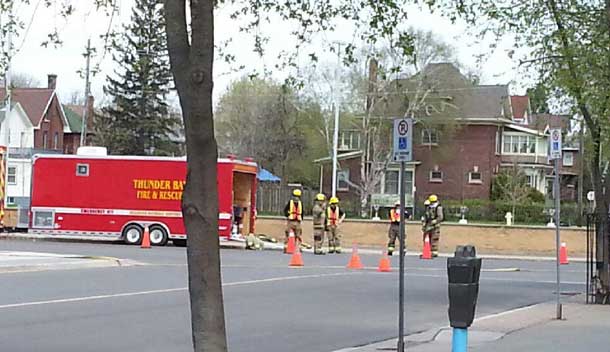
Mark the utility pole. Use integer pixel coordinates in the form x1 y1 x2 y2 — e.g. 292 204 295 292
331 42 342 198
80 39 92 147
577 119 584 226
4 3 13 146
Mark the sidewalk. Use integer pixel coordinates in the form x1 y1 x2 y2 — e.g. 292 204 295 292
338 298 609 351
0 251 127 273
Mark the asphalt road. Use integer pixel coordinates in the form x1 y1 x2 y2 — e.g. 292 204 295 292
0 239 586 352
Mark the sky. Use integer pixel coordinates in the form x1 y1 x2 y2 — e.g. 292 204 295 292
5 1 528 108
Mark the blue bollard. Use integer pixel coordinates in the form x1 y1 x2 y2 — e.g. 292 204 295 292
451 328 468 352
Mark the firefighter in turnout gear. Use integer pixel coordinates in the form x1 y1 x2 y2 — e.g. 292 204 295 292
423 194 443 257
283 189 303 251
325 197 345 254
387 201 401 256
312 193 327 254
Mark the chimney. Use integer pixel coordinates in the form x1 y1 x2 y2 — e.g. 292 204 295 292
47 74 57 90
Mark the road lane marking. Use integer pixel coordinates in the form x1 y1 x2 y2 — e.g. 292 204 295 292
0 287 187 310
0 272 362 310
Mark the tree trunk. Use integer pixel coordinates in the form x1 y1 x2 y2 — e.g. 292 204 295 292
164 1 228 351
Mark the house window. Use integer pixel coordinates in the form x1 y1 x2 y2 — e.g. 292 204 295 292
6 197 15 205
53 132 59 149
563 152 574 166
43 131 48 149
496 131 501 154
429 170 443 182
468 171 482 184
526 174 538 188
422 129 440 145
384 170 399 194
339 130 361 150
503 134 536 155
337 170 350 191
7 166 16 185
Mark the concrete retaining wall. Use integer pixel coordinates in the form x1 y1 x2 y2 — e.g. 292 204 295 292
255 216 587 256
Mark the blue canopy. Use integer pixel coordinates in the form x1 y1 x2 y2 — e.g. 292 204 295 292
257 168 281 182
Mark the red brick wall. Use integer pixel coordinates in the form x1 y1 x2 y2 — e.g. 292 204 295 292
34 96 64 151
321 156 362 209
63 133 80 154
414 125 501 202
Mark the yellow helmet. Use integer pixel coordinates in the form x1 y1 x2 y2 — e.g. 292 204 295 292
424 199 430 206
316 193 326 201
293 189 302 197
428 194 438 203
329 197 339 204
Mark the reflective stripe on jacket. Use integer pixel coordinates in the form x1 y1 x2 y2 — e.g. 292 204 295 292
289 200 302 221
327 206 340 226
390 208 400 223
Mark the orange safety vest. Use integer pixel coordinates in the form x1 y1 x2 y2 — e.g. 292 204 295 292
327 206 340 225
390 208 400 223
288 199 302 221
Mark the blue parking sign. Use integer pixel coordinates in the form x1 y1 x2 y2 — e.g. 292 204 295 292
399 137 407 150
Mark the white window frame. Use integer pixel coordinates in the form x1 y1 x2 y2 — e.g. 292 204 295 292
429 170 443 183
338 130 361 150
337 170 350 191
7 166 16 185
421 129 440 146
468 171 482 184
502 133 537 155
6 197 15 205
42 131 48 149
53 132 59 149
563 152 574 166
382 170 399 195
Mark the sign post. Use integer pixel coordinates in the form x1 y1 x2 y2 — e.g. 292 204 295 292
549 128 562 319
393 117 413 352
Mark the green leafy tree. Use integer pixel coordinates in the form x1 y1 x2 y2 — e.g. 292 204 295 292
443 0 610 298
215 77 318 182
4 1 420 350
98 0 180 156
491 164 531 222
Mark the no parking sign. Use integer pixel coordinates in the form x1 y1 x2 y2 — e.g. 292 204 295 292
549 128 562 160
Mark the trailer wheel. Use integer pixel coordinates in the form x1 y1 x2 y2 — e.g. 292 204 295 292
123 224 143 245
173 239 187 247
149 225 168 246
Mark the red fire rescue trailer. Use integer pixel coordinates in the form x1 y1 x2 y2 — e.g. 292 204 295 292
29 153 258 246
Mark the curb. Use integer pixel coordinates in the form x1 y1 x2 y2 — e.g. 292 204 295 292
0 233 586 262
332 299 573 352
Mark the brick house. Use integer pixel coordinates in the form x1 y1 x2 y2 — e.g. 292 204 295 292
0 74 69 151
315 63 580 215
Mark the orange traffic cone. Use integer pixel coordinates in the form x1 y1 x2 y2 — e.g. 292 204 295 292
560 242 569 265
347 244 364 269
285 232 296 254
378 250 391 272
421 234 432 260
141 226 151 249
289 247 304 267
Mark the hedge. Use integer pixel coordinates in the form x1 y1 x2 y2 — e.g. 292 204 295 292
441 199 582 226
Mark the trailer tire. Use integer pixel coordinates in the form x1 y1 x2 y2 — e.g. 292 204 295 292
149 225 168 246
123 224 143 245
173 239 187 247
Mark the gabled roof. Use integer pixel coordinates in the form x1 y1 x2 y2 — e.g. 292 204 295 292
510 95 530 120
63 104 84 133
387 63 511 121
0 88 54 126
